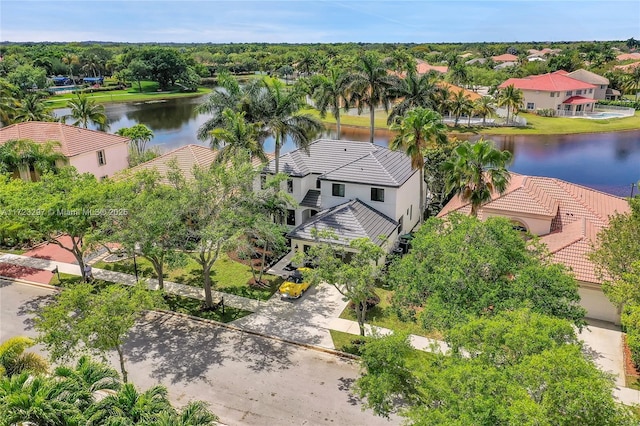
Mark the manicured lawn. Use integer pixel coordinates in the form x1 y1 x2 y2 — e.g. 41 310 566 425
339 287 443 340
49 272 250 323
93 253 282 301
45 80 211 108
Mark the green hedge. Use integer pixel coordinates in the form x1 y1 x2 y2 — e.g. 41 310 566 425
597 100 640 111
623 304 640 367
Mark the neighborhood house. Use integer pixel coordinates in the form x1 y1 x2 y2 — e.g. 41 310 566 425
438 172 631 324
258 139 422 256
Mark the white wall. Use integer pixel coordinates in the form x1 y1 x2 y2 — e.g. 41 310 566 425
69 143 129 179
482 209 553 236
394 171 421 233
321 180 398 220
578 285 620 324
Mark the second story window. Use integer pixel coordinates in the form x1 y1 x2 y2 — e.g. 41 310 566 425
370 187 384 202
576 89 582 95
286 209 295 226
316 178 321 189
287 179 293 193
566 91 572 96
332 183 345 197
97 150 106 166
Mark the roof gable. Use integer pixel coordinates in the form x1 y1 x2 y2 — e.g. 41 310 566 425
567 69 609 85
498 72 596 92
0 121 129 157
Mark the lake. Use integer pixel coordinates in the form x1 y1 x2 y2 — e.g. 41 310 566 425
55 96 640 197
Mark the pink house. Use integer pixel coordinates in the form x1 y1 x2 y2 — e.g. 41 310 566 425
0 122 130 180
498 71 597 116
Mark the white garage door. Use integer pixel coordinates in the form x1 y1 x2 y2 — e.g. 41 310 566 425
579 287 620 324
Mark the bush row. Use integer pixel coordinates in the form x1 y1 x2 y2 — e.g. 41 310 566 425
597 99 640 111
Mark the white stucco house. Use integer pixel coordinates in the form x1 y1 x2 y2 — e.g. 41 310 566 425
437 173 631 324
257 139 422 256
0 121 130 180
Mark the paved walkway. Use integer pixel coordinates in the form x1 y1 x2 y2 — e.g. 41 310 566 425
0 253 262 312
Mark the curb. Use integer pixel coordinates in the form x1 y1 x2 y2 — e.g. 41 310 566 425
153 309 360 361
0 275 60 292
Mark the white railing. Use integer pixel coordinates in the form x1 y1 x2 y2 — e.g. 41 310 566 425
594 105 636 116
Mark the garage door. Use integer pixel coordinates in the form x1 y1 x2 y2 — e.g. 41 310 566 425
579 287 620 324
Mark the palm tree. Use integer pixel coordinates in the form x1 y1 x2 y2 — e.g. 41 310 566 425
115 123 154 157
623 67 640 101
85 383 173 425
0 337 48 378
449 64 469 87
13 92 55 123
62 53 78 80
497 84 524 125
0 80 19 125
390 108 448 223
387 71 439 124
474 96 497 126
209 109 266 163
449 90 474 126
347 52 398 143
154 401 219 426
310 67 350 138
259 77 324 173
65 94 109 131
0 139 65 181
442 139 512 217
196 72 263 141
433 84 452 117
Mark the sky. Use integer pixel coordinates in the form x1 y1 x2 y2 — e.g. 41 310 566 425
1 1 639 44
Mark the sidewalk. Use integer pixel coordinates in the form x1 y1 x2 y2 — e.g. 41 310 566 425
0 253 262 312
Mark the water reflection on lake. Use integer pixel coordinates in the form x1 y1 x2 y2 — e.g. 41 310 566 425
55 96 640 197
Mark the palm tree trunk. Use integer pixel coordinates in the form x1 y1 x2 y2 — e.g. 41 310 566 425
419 167 425 224
470 203 479 218
369 104 375 143
336 113 341 139
482 115 486 126
506 107 510 125
274 135 281 173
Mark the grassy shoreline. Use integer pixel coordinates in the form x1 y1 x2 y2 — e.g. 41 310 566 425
308 109 640 137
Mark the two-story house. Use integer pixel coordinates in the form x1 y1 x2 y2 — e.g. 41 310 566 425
0 121 130 180
499 71 597 116
437 173 631 324
257 139 422 256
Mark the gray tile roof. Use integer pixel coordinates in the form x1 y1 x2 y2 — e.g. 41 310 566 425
265 139 416 187
287 199 398 246
300 189 322 208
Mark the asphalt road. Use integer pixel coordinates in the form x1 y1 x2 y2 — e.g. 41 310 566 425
0 280 399 426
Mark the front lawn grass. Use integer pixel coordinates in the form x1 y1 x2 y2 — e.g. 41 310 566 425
339 287 443 340
93 253 281 301
49 272 249 323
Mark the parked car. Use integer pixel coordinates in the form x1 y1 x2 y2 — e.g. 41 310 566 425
279 268 311 299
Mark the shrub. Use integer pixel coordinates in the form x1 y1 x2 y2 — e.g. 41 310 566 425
597 100 640 110
536 108 555 117
622 304 640 368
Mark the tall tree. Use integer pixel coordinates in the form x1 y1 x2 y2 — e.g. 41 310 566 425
442 139 512 217
0 139 65 181
389 108 447 223
387 71 439 124
208 109 266 164
348 53 398 143
310 67 350 138
497 84 524 125
473 96 497 126
115 123 155 158
259 77 323 173
449 89 474 126
65 94 109 131
35 282 160 383
303 234 384 336
13 92 55 123
623 66 640 101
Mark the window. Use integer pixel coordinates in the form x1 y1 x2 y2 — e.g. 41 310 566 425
576 89 582 95
566 91 572 96
316 178 321 189
550 92 555 97
370 187 384 202
97 150 106 166
600 85 605 90
397 215 404 233
287 179 293 193
286 209 295 226
260 175 267 189
410 205 413 221
332 183 345 197
526 102 535 110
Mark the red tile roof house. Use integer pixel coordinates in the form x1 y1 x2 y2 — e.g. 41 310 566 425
0 122 130 180
437 173 631 324
499 71 597 117
491 53 519 63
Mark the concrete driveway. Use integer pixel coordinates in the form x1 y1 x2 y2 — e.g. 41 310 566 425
231 283 350 349
0 280 397 426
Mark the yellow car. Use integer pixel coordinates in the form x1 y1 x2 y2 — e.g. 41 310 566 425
279 268 311 299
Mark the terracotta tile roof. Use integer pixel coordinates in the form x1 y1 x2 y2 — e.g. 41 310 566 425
438 173 631 285
491 53 519 62
438 81 482 101
567 69 609 85
498 72 596 92
616 52 640 61
0 121 129 157
416 59 448 74
125 144 273 184
614 61 640 72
